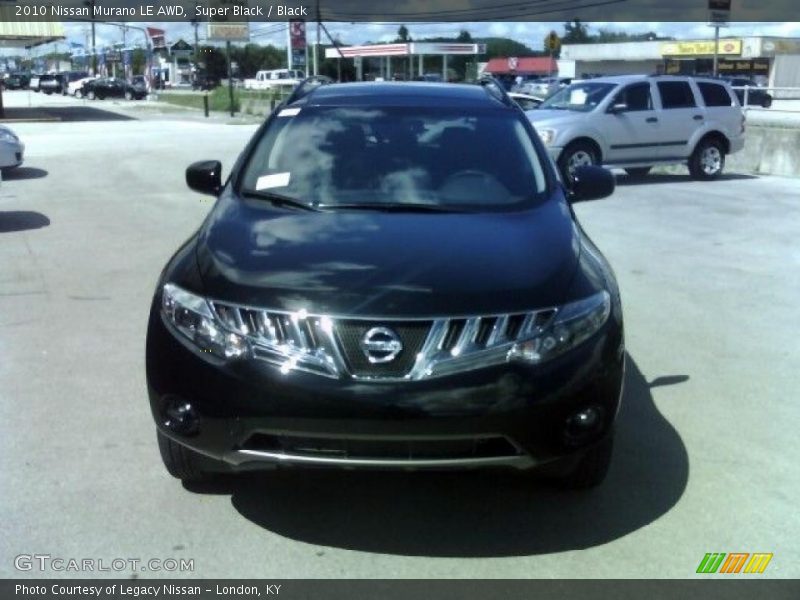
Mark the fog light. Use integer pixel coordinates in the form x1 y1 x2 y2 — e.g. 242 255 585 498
564 405 605 445
163 395 199 436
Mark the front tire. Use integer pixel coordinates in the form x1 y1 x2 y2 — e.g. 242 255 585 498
558 141 599 185
689 138 725 180
157 431 213 482
554 434 614 490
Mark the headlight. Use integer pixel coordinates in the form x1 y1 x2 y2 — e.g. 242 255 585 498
161 283 249 360
537 128 556 145
0 130 18 144
509 290 611 364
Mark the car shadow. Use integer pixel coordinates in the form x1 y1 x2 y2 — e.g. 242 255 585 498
184 356 690 557
0 210 50 233
2 167 48 180
615 172 758 186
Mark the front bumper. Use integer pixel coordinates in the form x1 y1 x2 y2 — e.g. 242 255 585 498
146 303 624 472
0 142 24 169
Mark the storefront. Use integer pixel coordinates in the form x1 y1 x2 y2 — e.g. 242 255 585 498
561 36 800 85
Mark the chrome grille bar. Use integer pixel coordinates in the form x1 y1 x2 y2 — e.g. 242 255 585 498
208 300 558 381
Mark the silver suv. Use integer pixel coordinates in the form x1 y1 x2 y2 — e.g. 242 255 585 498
527 75 745 182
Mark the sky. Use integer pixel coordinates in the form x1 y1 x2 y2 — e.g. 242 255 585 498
18 21 800 56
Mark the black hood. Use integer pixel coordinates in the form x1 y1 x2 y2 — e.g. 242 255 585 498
195 193 579 317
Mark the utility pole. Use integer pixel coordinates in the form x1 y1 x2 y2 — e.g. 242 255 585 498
712 24 720 76
314 0 320 76
193 1 200 81
84 0 97 75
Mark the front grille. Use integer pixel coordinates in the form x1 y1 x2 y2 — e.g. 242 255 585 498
242 433 520 461
335 320 431 378
208 299 558 381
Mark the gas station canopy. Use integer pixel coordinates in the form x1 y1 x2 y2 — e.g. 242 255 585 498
325 42 485 80
0 18 65 48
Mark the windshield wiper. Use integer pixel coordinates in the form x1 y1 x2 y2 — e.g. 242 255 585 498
240 190 319 212
317 202 460 213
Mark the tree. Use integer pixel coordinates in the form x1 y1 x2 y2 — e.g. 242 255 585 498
131 48 147 75
396 25 410 43
563 19 590 44
196 45 227 78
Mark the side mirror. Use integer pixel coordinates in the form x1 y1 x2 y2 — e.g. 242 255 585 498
570 165 615 203
608 102 628 114
186 160 222 196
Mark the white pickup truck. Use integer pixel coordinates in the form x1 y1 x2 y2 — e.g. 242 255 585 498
243 69 305 90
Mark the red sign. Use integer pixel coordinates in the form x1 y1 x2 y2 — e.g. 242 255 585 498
289 19 306 50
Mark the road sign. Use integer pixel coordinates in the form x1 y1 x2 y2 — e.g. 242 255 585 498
708 0 731 23
544 31 561 53
207 0 250 42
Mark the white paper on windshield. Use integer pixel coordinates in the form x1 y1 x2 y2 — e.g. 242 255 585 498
255 172 291 190
278 107 301 117
570 89 587 104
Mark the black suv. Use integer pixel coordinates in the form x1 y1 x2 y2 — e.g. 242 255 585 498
193 72 220 91
146 79 624 489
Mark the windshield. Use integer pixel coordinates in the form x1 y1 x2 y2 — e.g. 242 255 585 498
539 82 617 112
239 106 548 211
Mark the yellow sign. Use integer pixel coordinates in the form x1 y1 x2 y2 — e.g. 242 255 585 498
660 39 742 56
545 31 561 52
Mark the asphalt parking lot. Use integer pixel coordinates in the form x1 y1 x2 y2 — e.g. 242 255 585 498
1 96 798 579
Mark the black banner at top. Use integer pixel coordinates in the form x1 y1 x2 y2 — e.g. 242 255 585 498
0 0 798 22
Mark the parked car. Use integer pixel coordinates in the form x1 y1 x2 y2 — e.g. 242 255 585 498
79 77 146 100
29 74 41 92
4 72 31 90
38 74 62 94
509 91 545 110
146 79 624 489
54 71 89 95
0 125 25 173
243 69 304 90
527 74 745 182
520 77 572 98
129 75 149 98
70 76 97 97
192 73 220 91
723 77 772 108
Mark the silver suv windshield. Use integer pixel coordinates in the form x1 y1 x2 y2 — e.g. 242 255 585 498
539 82 617 112
238 106 549 211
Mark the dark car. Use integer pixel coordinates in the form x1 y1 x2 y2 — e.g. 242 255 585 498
146 79 624 489
80 77 146 100
724 77 772 108
129 75 149 97
192 73 220 91
4 72 31 90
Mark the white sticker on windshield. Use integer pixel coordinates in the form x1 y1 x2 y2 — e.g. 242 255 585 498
278 107 301 117
255 172 291 190
570 89 587 104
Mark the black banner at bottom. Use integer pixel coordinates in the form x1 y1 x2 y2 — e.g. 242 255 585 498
3 580 800 600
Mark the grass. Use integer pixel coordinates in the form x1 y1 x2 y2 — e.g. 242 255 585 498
158 86 293 115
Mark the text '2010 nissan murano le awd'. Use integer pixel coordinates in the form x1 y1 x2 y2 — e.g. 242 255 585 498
146 77 624 489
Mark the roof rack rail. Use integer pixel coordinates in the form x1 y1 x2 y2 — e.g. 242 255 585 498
284 75 335 106
477 74 515 108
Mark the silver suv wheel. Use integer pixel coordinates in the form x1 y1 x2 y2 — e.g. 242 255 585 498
700 145 722 176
